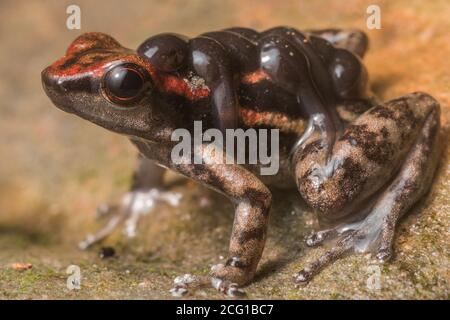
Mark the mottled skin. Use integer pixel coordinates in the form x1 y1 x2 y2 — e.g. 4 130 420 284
41 27 441 295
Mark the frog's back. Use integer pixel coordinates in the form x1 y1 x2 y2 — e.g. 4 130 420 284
237 74 307 134
170 70 307 135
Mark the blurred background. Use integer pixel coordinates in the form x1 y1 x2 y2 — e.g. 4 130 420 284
0 0 448 299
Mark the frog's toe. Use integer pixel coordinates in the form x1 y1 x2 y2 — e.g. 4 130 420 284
375 247 393 263
298 219 376 282
294 267 313 284
169 272 245 298
210 260 255 287
169 274 208 297
374 233 395 263
209 263 249 296
305 228 338 247
211 277 246 297
295 230 355 284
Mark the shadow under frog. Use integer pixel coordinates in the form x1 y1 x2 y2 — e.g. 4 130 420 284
41 27 441 296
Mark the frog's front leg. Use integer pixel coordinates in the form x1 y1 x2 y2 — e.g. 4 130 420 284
79 154 181 249
170 143 271 296
292 92 440 283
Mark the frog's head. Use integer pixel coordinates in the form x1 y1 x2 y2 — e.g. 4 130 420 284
42 32 173 141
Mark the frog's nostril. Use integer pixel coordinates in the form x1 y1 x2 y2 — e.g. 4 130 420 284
41 67 55 87
41 67 68 104
42 66 76 114
41 71 51 92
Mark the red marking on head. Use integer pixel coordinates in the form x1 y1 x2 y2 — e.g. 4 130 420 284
49 55 106 78
46 32 155 80
46 51 159 79
46 32 209 101
66 32 122 56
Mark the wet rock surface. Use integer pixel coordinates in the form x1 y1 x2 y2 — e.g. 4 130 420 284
0 0 448 299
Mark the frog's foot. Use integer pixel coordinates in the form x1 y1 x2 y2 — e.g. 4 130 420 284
305 228 339 247
79 189 182 250
295 215 388 284
169 274 209 297
170 260 251 297
169 270 246 298
209 262 249 297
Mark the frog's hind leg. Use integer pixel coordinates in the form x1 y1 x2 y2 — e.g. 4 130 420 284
292 92 441 283
79 155 181 249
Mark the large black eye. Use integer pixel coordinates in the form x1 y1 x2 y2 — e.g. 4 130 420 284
103 65 146 104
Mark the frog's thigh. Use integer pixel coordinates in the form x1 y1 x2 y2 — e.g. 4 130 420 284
306 28 369 58
295 92 440 220
172 145 272 285
294 92 441 283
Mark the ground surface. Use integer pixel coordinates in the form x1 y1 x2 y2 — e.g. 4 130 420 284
0 0 448 299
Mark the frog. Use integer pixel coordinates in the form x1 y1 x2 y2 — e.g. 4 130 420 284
42 27 441 296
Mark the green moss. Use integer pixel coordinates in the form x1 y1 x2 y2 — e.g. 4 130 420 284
76 168 99 184
329 292 342 300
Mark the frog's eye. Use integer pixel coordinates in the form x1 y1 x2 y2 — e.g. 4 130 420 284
103 65 148 105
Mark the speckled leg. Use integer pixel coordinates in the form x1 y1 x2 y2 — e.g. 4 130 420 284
293 92 441 283
170 143 271 296
79 155 181 249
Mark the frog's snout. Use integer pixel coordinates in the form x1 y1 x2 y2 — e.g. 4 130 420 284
42 66 61 92
41 66 76 114
42 66 59 96
42 65 71 92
